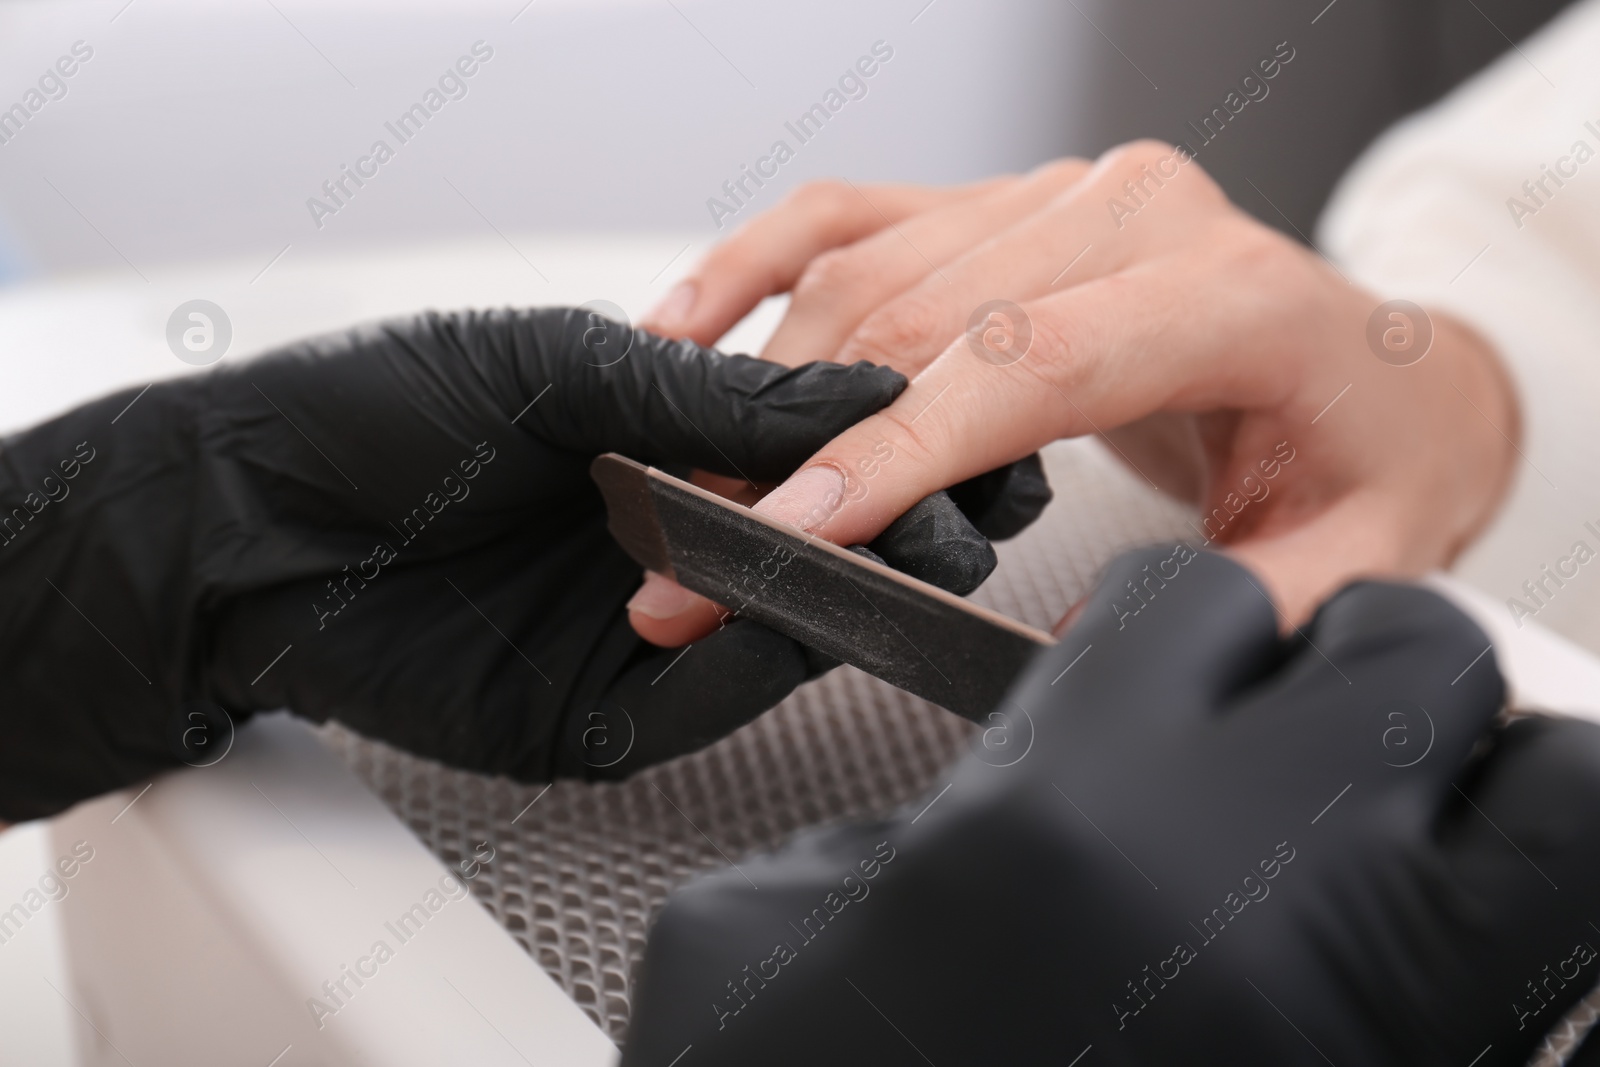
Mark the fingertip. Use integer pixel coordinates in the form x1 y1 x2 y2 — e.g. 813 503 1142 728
626 575 729 647
642 266 768 348
628 605 727 647
640 280 699 339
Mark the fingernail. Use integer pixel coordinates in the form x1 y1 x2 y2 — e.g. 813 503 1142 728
643 280 697 333
756 465 847 532
627 572 700 620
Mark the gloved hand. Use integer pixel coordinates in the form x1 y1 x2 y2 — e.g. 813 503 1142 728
0 307 1049 822
624 547 1600 1066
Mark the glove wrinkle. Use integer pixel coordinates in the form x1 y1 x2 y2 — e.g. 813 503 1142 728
623 546 1600 1066
865 491 997 596
945 451 1053 540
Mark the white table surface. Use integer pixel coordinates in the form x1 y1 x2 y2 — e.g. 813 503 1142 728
0 715 621 1067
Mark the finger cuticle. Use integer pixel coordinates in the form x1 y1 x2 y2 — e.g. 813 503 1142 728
643 280 698 333
627 573 701 620
756 464 849 533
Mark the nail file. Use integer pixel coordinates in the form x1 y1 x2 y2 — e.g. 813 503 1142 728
591 453 1056 722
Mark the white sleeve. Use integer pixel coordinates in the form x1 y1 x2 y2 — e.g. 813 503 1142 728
1318 0 1600 654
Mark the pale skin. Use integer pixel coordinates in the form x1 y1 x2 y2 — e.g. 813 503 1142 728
627 140 1521 646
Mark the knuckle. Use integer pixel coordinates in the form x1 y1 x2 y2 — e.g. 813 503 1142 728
1101 138 1182 171
868 405 939 471
1179 160 1227 204
696 240 785 305
792 248 866 305
843 298 949 366
782 178 855 221
695 238 754 282
1096 138 1225 207
1033 156 1093 188
1019 304 1094 393
1225 217 1294 270
1216 218 1316 300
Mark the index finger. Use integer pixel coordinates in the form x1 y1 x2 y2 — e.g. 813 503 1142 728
640 178 1009 346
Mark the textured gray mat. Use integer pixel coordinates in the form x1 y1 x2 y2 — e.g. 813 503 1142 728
315 440 1599 1062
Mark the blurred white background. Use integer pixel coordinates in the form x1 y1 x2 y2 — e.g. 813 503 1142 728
0 0 1567 283
0 0 1086 280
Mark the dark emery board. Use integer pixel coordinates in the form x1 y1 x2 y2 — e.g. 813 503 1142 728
591 453 1055 723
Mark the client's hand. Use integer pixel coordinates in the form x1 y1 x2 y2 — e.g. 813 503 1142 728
623 548 1600 1065
0 308 1013 821
636 143 1520 634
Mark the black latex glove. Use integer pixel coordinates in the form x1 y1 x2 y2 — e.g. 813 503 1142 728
624 546 1600 1066
0 307 1049 822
